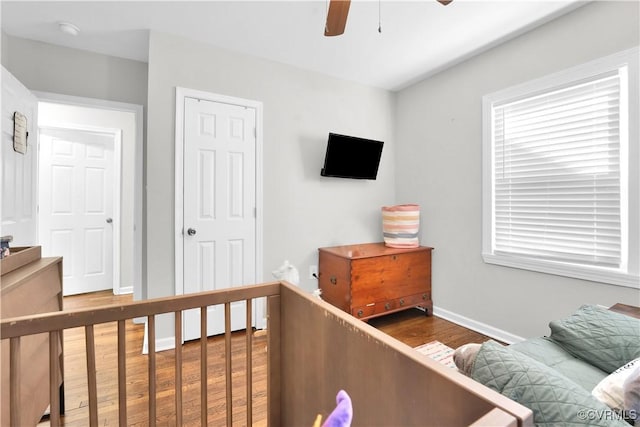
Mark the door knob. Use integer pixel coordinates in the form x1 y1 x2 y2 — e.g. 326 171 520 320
106 218 113 224
187 228 197 236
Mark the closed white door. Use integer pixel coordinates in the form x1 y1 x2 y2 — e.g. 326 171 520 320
183 97 257 341
39 128 116 296
1 67 38 245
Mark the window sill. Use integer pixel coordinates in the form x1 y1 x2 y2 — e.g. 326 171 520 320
482 252 640 290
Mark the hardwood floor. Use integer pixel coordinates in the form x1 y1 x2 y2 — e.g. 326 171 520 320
368 308 495 349
41 291 493 426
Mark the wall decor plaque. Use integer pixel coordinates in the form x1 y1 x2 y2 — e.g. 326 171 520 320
13 111 27 154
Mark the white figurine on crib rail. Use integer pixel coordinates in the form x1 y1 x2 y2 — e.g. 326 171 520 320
272 260 300 286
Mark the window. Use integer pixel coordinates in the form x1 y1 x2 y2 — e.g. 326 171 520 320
482 47 639 288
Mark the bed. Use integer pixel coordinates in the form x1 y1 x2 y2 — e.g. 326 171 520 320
0 281 534 426
453 304 640 426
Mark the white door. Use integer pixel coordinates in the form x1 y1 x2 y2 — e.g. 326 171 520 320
1 67 38 245
183 97 257 341
39 128 117 296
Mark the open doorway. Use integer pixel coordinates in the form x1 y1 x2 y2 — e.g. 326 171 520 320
36 93 143 298
39 125 121 295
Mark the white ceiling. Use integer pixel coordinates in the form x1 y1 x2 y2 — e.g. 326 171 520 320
1 0 585 91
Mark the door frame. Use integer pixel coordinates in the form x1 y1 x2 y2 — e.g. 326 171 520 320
38 124 122 295
174 87 264 329
34 91 144 297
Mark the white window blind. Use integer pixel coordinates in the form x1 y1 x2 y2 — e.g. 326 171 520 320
492 71 623 268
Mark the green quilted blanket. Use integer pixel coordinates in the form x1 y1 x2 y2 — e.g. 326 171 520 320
471 341 629 427
549 304 640 374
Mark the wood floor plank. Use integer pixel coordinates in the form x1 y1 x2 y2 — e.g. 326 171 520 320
38 291 492 426
367 308 496 349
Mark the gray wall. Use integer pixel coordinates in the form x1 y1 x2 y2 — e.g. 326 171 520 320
1 34 148 298
2 2 637 342
146 31 395 307
1 33 148 106
395 1 640 339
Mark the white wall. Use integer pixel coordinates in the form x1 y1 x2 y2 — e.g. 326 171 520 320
146 30 395 305
4 3 636 343
146 31 395 342
1 34 148 107
2 34 149 299
38 102 137 292
395 1 640 340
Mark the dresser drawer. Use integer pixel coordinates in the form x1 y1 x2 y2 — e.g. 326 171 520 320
399 292 431 309
352 292 431 320
352 300 398 319
351 250 430 306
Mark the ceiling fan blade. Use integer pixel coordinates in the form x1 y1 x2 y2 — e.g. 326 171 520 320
324 0 351 37
437 0 453 5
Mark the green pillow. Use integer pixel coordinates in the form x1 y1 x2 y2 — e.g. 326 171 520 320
471 340 628 427
549 305 640 374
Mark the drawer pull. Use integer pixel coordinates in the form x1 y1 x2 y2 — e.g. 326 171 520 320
330 276 337 285
357 310 364 317
384 302 391 310
399 299 405 306
422 293 427 300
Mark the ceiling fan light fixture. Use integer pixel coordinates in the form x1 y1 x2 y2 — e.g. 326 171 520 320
324 0 351 37
58 22 80 36
324 0 452 37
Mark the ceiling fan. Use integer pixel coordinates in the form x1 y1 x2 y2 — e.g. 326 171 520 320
324 0 453 37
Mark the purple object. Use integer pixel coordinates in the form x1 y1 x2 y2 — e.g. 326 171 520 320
323 390 353 427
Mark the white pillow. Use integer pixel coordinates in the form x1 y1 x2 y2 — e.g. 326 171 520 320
592 357 640 412
452 343 481 375
624 364 640 416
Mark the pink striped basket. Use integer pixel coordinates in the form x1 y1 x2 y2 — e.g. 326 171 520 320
381 204 420 248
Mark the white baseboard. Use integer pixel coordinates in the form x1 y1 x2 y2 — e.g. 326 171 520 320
115 285 133 295
142 322 177 354
138 306 522 353
433 305 525 345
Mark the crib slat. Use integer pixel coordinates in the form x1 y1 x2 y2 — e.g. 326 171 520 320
148 315 157 427
85 325 98 427
225 302 232 426
175 311 183 426
246 298 253 426
267 294 282 426
49 331 60 427
118 320 127 425
200 306 208 426
10 337 21 427
0 282 282 339
0 281 284 426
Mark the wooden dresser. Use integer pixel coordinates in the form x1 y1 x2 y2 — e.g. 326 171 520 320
609 303 640 319
1 246 64 426
318 242 433 321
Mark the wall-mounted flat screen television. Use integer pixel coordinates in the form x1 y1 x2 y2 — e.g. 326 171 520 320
320 133 384 180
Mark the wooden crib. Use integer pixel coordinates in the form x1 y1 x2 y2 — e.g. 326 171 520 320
1 281 533 426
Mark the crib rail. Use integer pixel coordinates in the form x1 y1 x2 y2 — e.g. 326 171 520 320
1 281 282 427
2 281 532 427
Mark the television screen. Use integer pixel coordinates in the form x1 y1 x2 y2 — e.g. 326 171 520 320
320 133 384 180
